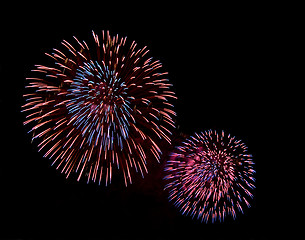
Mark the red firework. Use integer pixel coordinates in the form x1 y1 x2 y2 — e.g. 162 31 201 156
22 30 176 186
164 130 255 223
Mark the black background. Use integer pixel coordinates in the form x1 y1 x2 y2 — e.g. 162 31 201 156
1 2 276 240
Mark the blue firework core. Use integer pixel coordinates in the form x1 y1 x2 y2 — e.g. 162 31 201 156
66 61 132 151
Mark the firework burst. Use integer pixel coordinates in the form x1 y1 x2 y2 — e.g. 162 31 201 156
164 130 255 223
22 30 176 186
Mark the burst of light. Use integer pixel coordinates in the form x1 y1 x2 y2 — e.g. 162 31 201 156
23 30 176 186
164 130 255 223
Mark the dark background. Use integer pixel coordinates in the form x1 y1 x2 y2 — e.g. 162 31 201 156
1 2 276 240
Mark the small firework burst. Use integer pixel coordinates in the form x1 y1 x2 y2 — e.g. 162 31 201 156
164 130 255 223
22 30 176 186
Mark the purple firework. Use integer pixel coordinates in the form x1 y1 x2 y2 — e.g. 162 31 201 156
22 30 176 186
164 130 255 223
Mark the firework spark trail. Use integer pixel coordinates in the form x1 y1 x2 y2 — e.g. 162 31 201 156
23 30 176 186
164 130 255 223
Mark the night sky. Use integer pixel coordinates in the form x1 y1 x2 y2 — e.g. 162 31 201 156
1 3 274 240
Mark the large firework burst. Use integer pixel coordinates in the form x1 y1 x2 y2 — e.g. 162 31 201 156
164 130 255 223
22 30 176 186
